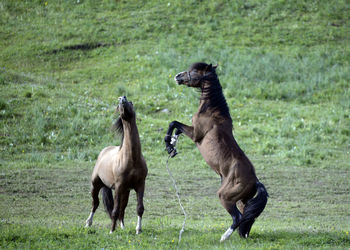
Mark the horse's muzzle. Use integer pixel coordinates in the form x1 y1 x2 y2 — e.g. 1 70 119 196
174 72 186 85
119 96 127 104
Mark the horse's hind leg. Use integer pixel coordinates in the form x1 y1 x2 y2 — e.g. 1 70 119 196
218 183 245 242
220 204 242 242
85 176 104 227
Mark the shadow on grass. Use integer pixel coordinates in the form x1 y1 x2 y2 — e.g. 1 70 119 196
47 42 112 54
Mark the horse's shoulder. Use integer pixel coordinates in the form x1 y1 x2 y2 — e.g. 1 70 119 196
193 112 214 126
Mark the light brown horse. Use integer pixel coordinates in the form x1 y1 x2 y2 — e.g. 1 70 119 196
85 96 148 234
164 63 268 241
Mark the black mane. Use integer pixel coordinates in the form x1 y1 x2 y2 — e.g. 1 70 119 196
199 75 231 119
190 62 211 71
112 117 124 146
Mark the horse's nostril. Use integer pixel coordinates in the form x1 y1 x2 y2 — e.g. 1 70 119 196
119 96 127 103
175 72 185 80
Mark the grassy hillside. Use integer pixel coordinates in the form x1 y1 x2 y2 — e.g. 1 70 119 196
1 0 349 249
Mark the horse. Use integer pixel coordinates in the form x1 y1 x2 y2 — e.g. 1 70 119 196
164 62 268 241
85 96 148 234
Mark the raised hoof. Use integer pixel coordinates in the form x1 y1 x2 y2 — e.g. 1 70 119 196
169 149 177 158
166 145 178 158
166 145 174 154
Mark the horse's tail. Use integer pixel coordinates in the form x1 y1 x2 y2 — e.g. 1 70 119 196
238 181 268 238
102 187 114 219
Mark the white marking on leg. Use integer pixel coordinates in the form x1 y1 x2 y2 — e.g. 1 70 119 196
85 212 94 227
220 227 234 242
136 216 142 234
120 221 125 229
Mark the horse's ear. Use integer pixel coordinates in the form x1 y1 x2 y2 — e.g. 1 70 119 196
206 64 213 71
207 63 218 71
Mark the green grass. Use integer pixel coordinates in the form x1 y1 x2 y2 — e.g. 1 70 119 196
1 0 349 249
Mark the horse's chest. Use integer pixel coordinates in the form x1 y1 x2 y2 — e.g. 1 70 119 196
114 160 146 181
192 114 210 128
196 136 221 171
192 114 215 141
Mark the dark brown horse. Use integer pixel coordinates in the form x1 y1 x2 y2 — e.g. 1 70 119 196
164 63 268 241
85 96 148 234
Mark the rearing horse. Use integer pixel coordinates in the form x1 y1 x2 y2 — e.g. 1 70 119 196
164 62 268 241
86 96 148 234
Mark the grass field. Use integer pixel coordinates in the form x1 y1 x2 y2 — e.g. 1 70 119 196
1 0 349 249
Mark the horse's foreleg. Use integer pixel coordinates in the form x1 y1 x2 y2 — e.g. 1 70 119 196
85 177 104 227
118 190 130 230
135 185 145 234
110 189 122 233
164 121 194 156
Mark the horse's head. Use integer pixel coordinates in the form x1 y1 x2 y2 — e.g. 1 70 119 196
117 96 135 121
174 62 218 88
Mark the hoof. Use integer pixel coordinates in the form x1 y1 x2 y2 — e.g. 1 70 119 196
220 227 234 242
220 236 227 242
169 149 177 158
136 229 142 235
85 220 92 228
166 145 177 158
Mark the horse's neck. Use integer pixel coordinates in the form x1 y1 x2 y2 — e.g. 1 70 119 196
198 82 221 114
198 98 209 113
198 82 212 111
120 120 142 160
198 80 231 121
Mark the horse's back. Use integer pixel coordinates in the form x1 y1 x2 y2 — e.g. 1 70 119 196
91 146 120 188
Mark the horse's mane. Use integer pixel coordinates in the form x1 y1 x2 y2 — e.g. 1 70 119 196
112 117 124 146
199 74 231 120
